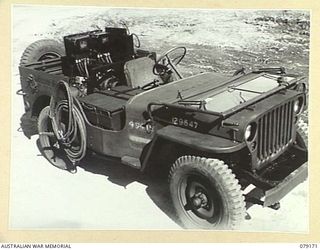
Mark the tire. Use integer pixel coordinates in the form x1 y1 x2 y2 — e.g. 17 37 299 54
37 106 69 170
296 118 308 150
20 39 65 66
169 156 246 230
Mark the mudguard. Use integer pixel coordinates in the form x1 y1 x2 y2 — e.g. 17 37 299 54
156 125 246 153
141 125 246 171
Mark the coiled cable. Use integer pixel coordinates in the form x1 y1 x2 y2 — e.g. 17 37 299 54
49 80 87 166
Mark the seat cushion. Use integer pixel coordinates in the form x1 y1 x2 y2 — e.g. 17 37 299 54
124 57 162 88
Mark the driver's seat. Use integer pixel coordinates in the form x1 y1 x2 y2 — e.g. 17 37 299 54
124 57 163 89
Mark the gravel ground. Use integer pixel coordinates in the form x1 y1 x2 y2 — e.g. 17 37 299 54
10 5 309 231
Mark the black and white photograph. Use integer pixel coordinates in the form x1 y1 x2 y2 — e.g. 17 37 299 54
10 5 309 231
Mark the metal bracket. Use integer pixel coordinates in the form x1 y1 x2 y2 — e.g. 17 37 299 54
16 89 26 96
245 195 280 210
27 74 38 91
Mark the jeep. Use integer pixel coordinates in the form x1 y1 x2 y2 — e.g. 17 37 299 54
17 26 308 229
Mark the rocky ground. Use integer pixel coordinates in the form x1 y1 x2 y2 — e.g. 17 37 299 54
10 6 309 231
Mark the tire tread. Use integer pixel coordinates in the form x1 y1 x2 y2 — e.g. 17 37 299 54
20 39 65 66
169 155 246 229
296 118 308 146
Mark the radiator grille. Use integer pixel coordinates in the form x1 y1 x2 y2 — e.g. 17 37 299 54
257 101 294 162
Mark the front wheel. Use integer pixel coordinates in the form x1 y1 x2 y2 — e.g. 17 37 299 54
295 119 308 150
169 156 246 230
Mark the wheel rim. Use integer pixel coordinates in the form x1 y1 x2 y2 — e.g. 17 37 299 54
38 109 69 170
38 52 61 61
177 173 223 226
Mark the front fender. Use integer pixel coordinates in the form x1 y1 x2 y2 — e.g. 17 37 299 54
156 125 246 153
141 125 246 171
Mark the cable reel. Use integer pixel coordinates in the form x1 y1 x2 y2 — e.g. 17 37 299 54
38 80 87 173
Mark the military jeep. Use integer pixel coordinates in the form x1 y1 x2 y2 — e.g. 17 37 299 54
17 26 308 230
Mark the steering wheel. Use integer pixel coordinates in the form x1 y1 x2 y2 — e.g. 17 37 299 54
153 46 186 79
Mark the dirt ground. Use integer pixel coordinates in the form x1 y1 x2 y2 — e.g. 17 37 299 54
10 6 309 231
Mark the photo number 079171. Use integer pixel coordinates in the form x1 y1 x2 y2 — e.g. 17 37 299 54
16 12 308 230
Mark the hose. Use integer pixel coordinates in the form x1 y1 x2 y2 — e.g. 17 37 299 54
49 80 87 167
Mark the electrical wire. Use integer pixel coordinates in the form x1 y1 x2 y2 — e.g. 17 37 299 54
76 60 85 76
101 54 107 63
83 58 90 77
80 61 86 75
49 80 87 166
76 61 84 76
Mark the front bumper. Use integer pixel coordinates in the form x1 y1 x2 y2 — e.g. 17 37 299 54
244 144 308 207
264 162 307 207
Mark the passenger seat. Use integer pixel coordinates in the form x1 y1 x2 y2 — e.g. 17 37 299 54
124 57 163 89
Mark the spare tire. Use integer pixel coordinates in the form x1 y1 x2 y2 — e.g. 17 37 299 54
20 39 65 66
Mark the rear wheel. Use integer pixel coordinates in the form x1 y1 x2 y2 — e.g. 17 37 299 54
20 39 65 66
169 156 246 230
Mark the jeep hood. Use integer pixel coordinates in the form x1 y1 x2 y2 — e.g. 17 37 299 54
128 71 296 114
194 73 296 112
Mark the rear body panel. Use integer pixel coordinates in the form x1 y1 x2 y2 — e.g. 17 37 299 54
19 63 69 137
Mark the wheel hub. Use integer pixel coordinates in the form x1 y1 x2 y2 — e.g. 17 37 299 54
191 192 209 209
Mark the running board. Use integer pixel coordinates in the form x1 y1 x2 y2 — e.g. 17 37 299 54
121 156 141 169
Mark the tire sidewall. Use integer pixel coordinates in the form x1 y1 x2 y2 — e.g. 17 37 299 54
28 44 62 62
20 40 65 65
170 161 233 229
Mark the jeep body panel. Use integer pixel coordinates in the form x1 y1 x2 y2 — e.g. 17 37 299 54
19 63 69 137
156 125 246 153
19 62 305 169
140 125 247 171
83 72 230 154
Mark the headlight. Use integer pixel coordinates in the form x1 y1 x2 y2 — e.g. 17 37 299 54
245 123 257 141
245 124 252 140
294 98 303 114
294 82 306 92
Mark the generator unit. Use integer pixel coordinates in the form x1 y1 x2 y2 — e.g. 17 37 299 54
61 27 134 78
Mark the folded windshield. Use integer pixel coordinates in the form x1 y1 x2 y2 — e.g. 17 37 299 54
203 74 294 112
